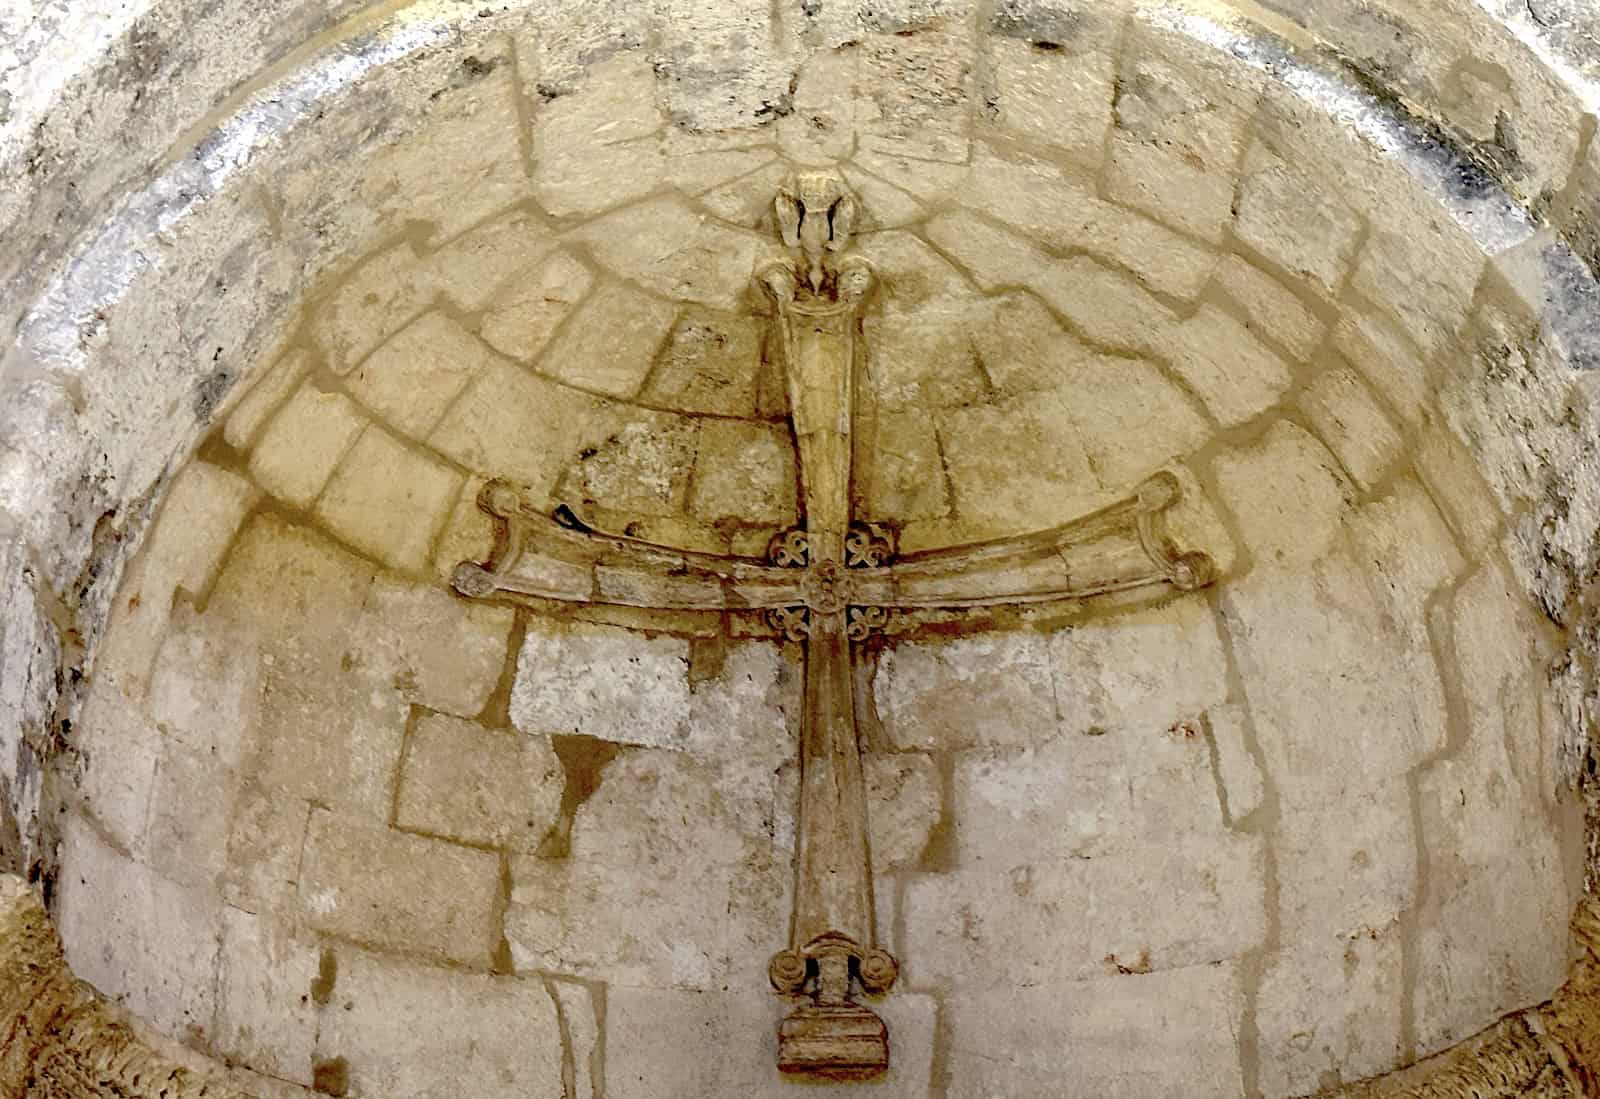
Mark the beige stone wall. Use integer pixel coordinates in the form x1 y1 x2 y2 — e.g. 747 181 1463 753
36 5 1595 1095
3 0 1600 1096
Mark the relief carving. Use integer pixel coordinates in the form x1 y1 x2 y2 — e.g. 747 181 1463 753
454 169 1220 1078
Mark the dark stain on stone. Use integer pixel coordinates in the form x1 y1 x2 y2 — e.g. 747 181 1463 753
312 1057 350 1096
991 1 1083 45
688 634 731 687
462 55 498 78
193 365 236 423
538 735 623 858
310 949 338 1006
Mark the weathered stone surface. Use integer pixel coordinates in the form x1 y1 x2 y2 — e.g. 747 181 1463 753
314 950 565 1097
1168 306 1295 428
569 416 698 519
1050 597 1230 740
479 250 595 364
299 810 501 966
310 242 437 375
938 390 1101 533
1213 422 1353 569
247 383 366 509
360 575 514 718
212 908 319 1085
1300 365 1405 491
538 282 679 399
315 426 463 572
223 349 313 450
640 307 763 417
981 39 1114 170
506 748 790 991
512 619 690 746
1223 551 1448 807
430 359 618 502
905 833 1264 986
607 987 937 1098
1236 141 1365 293
1256 933 1407 1097
876 633 1057 751
344 312 496 438
426 210 556 313
952 718 1232 868
57 815 223 1042
1212 255 1326 361
865 752 941 870
571 196 764 313
396 713 563 849
942 965 1247 1096
687 418 798 527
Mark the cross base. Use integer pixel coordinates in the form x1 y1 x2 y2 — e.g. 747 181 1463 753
777 1004 890 1078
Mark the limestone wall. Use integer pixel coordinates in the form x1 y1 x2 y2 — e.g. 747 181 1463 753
5 0 1600 1095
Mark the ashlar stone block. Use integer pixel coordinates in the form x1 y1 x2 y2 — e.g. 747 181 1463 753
687 418 798 528
72 685 162 857
223 349 314 451
875 632 1057 752
247 383 366 509
479 250 595 365
1274 779 1417 946
953 718 1228 868
1207 703 1264 824
639 307 763 417
354 67 531 246
1212 421 1352 569
1335 309 1436 430
568 415 699 519
430 359 619 504
1167 305 1295 428
856 27 974 163
143 737 240 889
982 39 1114 170
1049 596 1230 740
395 713 563 850
1255 932 1406 1098
310 241 437 376
906 840 1264 988
146 606 261 769
538 282 679 399
965 145 1218 300
207 514 373 649
426 210 557 313
221 786 311 916
1235 141 1365 293
298 810 501 966
1053 352 1212 488
1211 255 1326 362
1300 365 1405 491
57 814 223 1044
359 575 514 719
511 619 690 747
942 966 1245 1097
343 312 497 439
248 643 409 824
92 460 258 703
857 408 950 523
1104 136 1239 243
937 389 1102 534
1223 551 1447 807
212 908 320 1087
569 195 765 313
314 427 463 573
314 949 564 1098
864 752 942 870
506 748 790 991
1032 254 1182 359
607 987 936 1099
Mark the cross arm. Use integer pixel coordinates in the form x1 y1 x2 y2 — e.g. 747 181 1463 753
451 481 810 611
852 472 1216 610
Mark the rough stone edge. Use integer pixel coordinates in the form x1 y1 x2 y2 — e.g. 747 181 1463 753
0 873 264 1098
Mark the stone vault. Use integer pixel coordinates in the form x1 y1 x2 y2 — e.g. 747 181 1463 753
6 0 1600 1096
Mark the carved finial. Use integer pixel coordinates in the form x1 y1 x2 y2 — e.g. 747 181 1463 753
774 170 859 294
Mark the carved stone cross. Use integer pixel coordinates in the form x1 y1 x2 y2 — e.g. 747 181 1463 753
453 171 1216 1078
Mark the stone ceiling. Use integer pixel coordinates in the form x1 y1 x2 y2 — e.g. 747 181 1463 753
7 0 1600 1097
